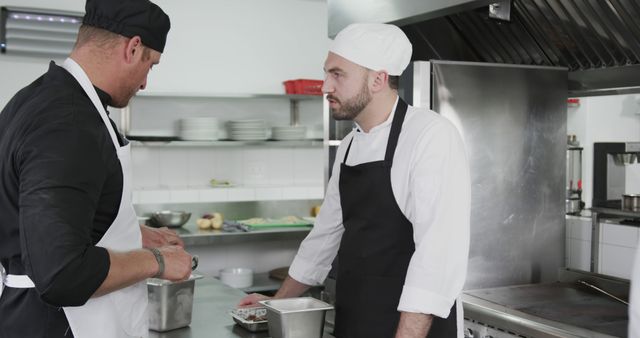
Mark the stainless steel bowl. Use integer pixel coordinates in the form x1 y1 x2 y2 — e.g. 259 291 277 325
150 211 191 228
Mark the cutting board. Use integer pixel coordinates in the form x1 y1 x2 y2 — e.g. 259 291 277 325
238 217 312 229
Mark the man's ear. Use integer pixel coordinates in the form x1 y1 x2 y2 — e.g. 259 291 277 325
371 70 389 93
124 36 143 64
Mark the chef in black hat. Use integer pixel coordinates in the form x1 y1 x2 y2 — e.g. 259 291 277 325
0 1 193 337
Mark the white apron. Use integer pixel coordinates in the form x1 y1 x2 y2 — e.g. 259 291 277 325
60 58 148 338
0 58 148 337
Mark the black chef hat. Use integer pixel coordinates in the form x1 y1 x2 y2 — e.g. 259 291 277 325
83 0 170 53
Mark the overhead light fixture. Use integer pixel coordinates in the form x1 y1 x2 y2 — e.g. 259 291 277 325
1 6 83 58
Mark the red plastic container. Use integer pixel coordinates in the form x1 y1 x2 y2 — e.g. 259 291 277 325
283 79 324 96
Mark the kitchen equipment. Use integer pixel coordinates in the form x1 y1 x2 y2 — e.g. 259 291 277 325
229 307 269 332
219 267 253 288
623 194 640 212
147 273 204 332
149 211 191 228
566 135 584 215
577 280 628 305
259 297 333 338
463 269 629 338
593 142 640 209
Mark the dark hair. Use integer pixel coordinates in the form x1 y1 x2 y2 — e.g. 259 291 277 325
389 75 399 90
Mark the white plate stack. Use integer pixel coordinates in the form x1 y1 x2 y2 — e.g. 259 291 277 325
179 117 219 141
228 120 268 141
272 125 307 140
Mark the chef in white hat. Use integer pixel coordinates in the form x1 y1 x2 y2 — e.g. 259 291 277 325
240 23 470 338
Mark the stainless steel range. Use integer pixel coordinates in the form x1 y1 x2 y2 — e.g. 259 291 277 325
462 269 628 338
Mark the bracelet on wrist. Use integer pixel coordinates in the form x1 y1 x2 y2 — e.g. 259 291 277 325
147 247 165 279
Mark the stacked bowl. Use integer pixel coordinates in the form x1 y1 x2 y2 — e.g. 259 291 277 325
228 120 268 141
272 126 307 141
179 117 219 141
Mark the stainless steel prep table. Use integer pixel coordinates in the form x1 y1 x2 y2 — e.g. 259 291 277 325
149 277 335 338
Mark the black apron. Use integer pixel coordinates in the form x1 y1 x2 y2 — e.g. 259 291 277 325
333 99 457 338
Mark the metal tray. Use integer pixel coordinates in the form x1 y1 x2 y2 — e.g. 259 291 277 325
230 307 269 332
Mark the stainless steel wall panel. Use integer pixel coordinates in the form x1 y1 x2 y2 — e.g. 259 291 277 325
407 61 568 289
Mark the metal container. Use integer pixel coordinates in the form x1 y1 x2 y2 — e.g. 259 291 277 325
259 297 333 338
150 210 191 228
623 194 640 212
229 307 269 332
147 274 203 332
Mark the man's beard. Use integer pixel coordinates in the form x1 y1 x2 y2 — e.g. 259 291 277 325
329 80 372 121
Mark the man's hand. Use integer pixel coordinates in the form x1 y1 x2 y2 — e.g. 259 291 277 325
158 245 192 281
395 312 433 338
141 224 184 248
238 293 271 308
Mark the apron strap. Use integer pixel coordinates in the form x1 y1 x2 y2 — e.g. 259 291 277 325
384 99 408 163
342 98 409 164
342 136 354 163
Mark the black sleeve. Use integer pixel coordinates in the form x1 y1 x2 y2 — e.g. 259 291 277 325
17 119 110 307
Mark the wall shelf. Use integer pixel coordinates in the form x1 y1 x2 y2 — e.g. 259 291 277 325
133 185 324 204
135 92 322 101
129 139 323 148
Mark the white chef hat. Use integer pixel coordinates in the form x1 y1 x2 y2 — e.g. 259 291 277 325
329 23 412 76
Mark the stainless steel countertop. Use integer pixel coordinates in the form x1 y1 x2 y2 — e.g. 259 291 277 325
171 224 311 246
149 277 334 338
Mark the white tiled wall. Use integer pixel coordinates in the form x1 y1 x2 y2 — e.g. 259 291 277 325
566 216 640 279
131 146 324 203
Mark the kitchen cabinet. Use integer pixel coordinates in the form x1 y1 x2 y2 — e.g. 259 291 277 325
117 92 326 205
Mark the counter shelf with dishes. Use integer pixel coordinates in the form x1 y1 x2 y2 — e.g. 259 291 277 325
120 92 323 142
148 276 335 338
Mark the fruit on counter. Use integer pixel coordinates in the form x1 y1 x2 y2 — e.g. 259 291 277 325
211 212 223 229
196 218 212 230
310 205 321 217
197 212 224 230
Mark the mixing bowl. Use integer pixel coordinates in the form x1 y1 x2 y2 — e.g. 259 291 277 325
150 211 191 228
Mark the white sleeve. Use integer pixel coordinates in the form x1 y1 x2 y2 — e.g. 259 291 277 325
288 136 351 286
397 121 471 318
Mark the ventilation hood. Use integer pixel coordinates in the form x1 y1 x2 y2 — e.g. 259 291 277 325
328 0 640 96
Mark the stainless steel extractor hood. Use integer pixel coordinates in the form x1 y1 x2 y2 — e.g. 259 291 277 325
328 0 640 97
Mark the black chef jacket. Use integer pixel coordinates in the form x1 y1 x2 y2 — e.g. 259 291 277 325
0 61 126 337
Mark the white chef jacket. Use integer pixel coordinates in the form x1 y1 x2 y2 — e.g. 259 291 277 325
289 97 471 318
